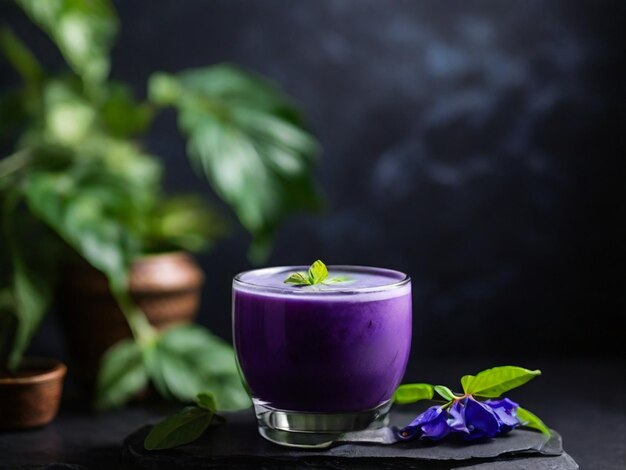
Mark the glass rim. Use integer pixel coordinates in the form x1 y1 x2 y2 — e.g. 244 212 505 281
233 265 411 296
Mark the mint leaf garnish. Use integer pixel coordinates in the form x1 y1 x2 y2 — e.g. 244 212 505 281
307 260 328 284
284 260 351 287
283 272 309 286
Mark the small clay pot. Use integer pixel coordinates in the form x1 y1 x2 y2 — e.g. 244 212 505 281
0 357 67 430
59 252 204 389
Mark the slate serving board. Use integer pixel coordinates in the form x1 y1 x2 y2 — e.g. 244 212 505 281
122 410 579 469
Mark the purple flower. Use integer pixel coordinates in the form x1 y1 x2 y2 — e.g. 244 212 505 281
399 405 450 440
398 396 520 442
458 397 500 439
484 398 519 434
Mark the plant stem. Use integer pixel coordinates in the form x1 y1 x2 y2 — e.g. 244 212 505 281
110 286 157 346
0 149 32 180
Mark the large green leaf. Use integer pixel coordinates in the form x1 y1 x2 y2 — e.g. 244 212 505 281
144 325 250 411
393 383 435 405
460 374 474 393
14 0 118 87
22 167 138 290
463 366 541 398
95 338 148 410
144 406 213 451
148 65 322 258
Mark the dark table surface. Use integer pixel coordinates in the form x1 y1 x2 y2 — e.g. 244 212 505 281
1 358 624 469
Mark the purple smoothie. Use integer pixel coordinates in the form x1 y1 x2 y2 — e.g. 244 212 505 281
233 266 411 413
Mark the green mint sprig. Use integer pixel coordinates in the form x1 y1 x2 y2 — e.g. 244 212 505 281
144 392 224 450
284 260 350 286
394 365 550 436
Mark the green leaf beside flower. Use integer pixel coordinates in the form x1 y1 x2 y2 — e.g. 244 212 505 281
516 406 551 436
462 366 541 397
395 365 551 439
434 385 456 401
393 383 435 405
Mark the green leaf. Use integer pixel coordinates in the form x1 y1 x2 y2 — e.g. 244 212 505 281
0 27 42 85
308 259 328 285
283 272 309 286
0 289 17 369
145 325 250 411
2 191 54 370
461 374 475 393
101 83 153 138
22 164 142 291
144 406 212 451
9 252 53 369
148 64 322 255
284 260 334 286
142 195 227 254
516 406 551 436
434 385 456 401
393 383 435 405
464 366 541 397
15 0 118 87
42 79 96 145
95 339 148 411
196 392 216 412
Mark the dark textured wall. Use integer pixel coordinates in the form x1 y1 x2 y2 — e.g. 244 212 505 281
2 0 625 360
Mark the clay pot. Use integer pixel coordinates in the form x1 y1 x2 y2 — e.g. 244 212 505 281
0 357 67 430
59 252 204 388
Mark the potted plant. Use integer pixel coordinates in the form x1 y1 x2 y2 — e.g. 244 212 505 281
0 291 67 429
0 0 321 412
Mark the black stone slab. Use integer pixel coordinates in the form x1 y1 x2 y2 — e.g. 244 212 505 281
122 410 578 469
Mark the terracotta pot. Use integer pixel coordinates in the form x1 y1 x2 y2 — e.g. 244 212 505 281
58 252 204 388
0 357 67 430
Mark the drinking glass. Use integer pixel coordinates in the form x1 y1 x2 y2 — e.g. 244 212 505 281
233 265 412 448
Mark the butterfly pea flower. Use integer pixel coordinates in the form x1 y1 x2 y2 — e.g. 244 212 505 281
398 396 520 441
399 405 450 440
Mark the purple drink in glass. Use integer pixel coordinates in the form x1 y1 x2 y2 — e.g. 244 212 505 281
233 266 412 447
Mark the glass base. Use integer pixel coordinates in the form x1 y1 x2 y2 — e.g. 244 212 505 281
253 399 391 448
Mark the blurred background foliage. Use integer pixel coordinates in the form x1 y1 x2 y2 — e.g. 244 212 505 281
0 0 321 409
0 0 623 371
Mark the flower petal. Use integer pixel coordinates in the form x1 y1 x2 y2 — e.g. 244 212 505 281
397 405 447 441
463 397 500 439
447 400 469 433
485 398 520 433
